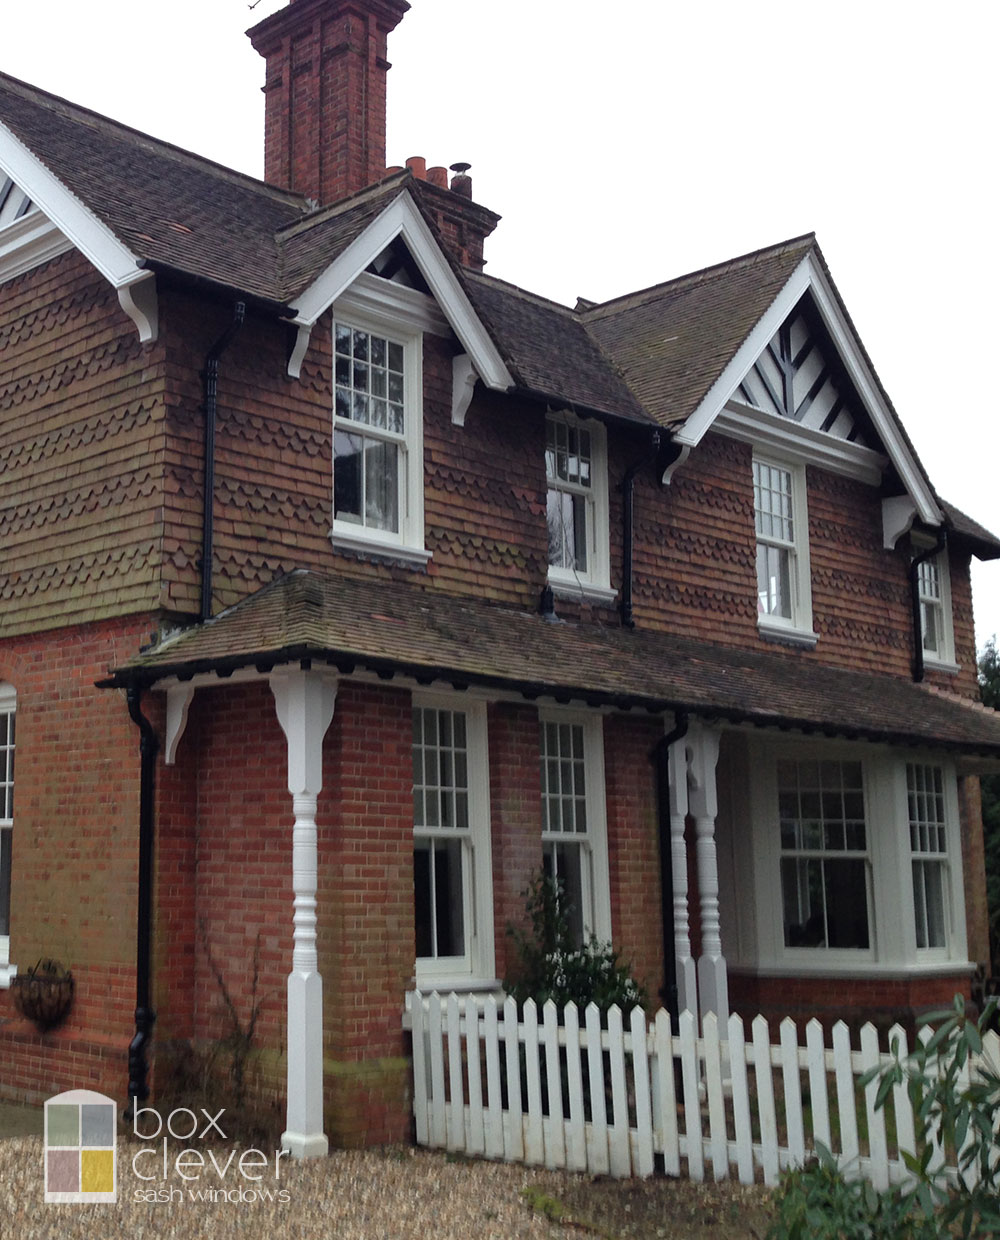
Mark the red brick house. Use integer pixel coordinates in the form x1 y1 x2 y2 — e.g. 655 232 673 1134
2 0 999 1156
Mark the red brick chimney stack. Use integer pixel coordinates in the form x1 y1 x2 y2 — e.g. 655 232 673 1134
248 0 410 205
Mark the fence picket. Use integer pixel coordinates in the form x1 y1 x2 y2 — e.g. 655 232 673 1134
564 1001 587 1172
653 1009 680 1176
607 1005 632 1177
678 1010 704 1182
542 999 566 1170
428 992 446 1148
585 1002 610 1175
503 996 524 1161
631 1005 654 1178
779 1017 805 1169
918 1026 945 1177
408 997 998 1190
752 1015 780 1186
523 999 544 1165
887 1022 914 1179
411 992 429 1146
832 1021 859 1171
728 1014 754 1185
483 996 504 1159
860 1022 888 1189
702 1013 729 1181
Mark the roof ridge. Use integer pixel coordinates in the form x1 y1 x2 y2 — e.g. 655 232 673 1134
0 67 308 212
274 171 411 239
581 232 817 320
464 269 580 319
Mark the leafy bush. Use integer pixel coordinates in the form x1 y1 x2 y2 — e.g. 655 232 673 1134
768 995 1000 1240
504 871 646 1015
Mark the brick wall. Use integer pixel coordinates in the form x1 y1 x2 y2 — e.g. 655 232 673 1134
0 613 153 1104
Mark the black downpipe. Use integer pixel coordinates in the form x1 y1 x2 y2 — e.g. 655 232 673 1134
651 710 689 1024
201 303 246 622
909 528 947 682
125 686 160 1114
619 430 660 629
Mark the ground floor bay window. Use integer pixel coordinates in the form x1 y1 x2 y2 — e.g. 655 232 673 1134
719 733 970 978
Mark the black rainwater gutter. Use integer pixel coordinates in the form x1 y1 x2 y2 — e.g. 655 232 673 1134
201 303 246 622
125 687 160 1115
650 710 689 1024
619 430 660 629
909 527 946 682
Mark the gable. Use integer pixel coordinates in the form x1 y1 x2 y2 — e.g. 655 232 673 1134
0 173 72 283
734 295 872 449
672 249 940 526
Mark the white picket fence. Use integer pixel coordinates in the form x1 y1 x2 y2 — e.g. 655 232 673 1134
406 993 1000 1186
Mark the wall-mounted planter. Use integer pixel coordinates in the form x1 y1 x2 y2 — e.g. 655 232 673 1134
11 960 74 1031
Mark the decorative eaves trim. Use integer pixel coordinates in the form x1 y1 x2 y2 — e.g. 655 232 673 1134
0 119 157 341
674 252 940 526
287 192 512 390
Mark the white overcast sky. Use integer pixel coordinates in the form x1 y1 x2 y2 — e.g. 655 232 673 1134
4 0 998 651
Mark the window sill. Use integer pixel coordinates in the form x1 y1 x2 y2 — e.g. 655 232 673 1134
329 527 432 567
757 619 818 650
731 959 975 980
922 656 960 675
548 573 617 607
403 981 504 1029
0 963 16 989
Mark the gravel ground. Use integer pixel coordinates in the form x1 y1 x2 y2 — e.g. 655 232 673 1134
0 1135 775 1240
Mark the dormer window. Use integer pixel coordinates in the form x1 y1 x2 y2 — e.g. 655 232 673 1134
330 312 427 563
545 412 613 603
753 456 815 645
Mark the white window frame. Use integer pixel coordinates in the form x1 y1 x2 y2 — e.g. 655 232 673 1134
0 683 15 987
752 454 815 646
740 737 968 977
329 293 428 565
412 693 495 989
906 762 958 961
545 411 615 605
913 539 957 670
539 709 612 945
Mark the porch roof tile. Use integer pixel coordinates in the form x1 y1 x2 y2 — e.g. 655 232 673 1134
102 571 1000 758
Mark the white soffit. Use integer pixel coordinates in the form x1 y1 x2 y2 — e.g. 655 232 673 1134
289 192 512 391
0 119 156 341
675 252 940 526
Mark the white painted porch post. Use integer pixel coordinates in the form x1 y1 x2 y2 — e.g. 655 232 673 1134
270 669 337 1160
687 725 729 1030
666 733 697 1018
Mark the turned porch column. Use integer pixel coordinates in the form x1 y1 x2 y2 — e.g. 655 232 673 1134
270 668 337 1160
686 724 729 1029
667 732 698 1018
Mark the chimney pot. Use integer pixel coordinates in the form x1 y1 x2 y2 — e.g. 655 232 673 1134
426 165 449 189
405 156 427 180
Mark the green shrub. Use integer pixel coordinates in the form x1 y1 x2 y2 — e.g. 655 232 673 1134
504 871 646 1015
768 996 1000 1240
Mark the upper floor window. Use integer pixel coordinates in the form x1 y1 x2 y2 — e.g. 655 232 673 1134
915 546 956 668
0 685 14 982
331 315 427 563
753 456 814 644
539 711 611 946
545 414 613 603
412 697 493 985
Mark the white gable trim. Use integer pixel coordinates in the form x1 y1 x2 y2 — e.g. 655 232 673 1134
288 192 512 390
0 119 157 341
674 253 940 526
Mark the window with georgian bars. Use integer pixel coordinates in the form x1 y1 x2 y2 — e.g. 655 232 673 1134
540 719 592 946
907 763 949 950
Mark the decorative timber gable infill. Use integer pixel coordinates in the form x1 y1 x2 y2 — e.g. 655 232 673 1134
737 296 871 447
0 176 33 225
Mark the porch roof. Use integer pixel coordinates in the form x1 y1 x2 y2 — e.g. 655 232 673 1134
99 572 1000 758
